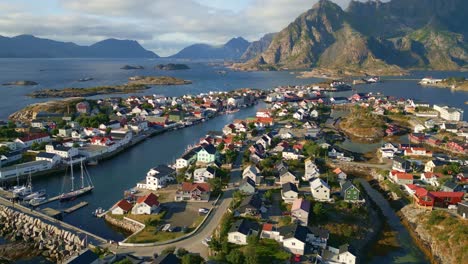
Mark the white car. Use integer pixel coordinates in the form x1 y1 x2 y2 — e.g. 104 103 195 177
202 236 212 246
198 208 209 214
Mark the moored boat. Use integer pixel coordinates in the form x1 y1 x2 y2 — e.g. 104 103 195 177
23 189 46 201
59 159 94 202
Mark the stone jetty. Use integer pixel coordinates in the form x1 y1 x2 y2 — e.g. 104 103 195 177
0 205 87 262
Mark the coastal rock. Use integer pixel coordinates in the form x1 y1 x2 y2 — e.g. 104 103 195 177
128 76 192 85
2 80 38 86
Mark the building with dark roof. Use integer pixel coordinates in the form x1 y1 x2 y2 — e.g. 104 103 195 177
227 219 259 245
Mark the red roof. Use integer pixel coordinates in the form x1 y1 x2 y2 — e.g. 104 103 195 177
262 223 273 231
430 192 464 199
18 133 49 142
136 193 160 207
114 199 133 212
333 168 343 174
181 182 211 193
257 117 274 124
391 170 413 180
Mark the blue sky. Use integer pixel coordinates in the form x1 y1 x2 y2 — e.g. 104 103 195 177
0 0 358 56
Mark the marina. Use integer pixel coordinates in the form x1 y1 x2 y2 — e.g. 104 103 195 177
63 201 89 214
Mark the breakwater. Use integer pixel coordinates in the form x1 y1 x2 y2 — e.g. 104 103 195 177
0 205 87 263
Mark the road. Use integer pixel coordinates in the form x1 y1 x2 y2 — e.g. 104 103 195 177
112 146 246 258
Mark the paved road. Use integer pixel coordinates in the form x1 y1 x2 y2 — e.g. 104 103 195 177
112 146 246 258
334 160 392 170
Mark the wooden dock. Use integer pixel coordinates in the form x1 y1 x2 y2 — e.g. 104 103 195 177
63 201 88 214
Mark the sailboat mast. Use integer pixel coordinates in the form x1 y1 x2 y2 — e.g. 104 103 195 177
70 158 74 191
81 160 84 189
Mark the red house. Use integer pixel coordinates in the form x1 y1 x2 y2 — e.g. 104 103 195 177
414 190 464 208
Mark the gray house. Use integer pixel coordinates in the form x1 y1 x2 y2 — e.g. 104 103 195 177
239 177 256 194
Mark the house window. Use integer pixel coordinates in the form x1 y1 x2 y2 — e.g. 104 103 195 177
291 242 295 246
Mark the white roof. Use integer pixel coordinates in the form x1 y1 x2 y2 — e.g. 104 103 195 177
310 178 330 190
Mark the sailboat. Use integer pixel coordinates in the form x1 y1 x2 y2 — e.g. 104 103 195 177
59 159 94 202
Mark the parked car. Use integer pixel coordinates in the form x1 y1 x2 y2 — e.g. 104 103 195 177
202 236 212 246
198 208 209 214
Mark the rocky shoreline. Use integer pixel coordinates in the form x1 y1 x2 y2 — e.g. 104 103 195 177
0 205 86 263
104 214 142 234
2 80 38 86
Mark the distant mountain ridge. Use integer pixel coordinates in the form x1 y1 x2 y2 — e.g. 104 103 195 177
235 0 468 74
241 33 276 61
170 37 250 60
0 35 159 58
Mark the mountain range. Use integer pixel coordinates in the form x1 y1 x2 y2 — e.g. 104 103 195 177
0 35 158 58
235 0 468 74
169 37 250 60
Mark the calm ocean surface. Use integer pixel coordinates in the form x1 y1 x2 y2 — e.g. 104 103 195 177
0 59 465 263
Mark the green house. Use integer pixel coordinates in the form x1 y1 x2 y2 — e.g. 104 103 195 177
340 181 360 201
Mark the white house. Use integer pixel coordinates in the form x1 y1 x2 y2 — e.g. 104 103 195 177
310 178 330 201
273 224 329 255
131 193 160 215
227 219 259 245
0 160 53 180
304 159 320 181
193 167 216 183
110 199 133 215
175 148 198 169
433 105 464 121
242 165 261 184
281 182 299 204
420 172 443 187
379 142 398 159
45 143 79 159
137 165 175 190
35 152 61 165
322 244 356 264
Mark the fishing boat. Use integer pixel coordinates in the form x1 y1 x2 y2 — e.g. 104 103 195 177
60 159 94 202
23 189 46 201
92 207 105 216
29 197 46 206
78 77 93 82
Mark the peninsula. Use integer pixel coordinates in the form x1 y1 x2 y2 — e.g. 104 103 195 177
121 65 144 70
420 77 468 92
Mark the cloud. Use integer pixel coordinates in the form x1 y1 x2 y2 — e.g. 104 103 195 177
0 0 362 56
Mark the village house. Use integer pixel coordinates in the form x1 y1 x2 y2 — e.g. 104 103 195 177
193 167 216 183
413 188 464 208
35 152 61 165
281 182 299 203
322 244 356 264
333 168 347 181
90 136 114 146
278 168 299 186
242 165 261 185
420 172 444 187
404 147 432 157
424 159 446 173
15 133 51 148
291 198 310 226
45 143 79 159
196 144 219 164
110 199 133 215
132 193 160 215
0 151 22 167
175 147 199 169
457 201 468 219
304 158 320 181
239 177 256 194
227 219 259 245
379 142 399 159
270 224 329 255
237 194 263 216
392 157 411 172
137 165 175 190
310 178 330 201
389 170 414 185
340 181 361 202
175 182 211 202
441 181 464 192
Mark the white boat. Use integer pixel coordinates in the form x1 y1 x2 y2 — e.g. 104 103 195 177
23 189 46 201
93 207 105 216
29 197 46 206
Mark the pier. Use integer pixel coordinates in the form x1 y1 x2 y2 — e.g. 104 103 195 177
31 194 61 207
63 201 88 214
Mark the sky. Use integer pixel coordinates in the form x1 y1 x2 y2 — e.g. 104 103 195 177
0 0 362 56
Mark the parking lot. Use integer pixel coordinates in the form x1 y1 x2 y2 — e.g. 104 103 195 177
161 201 212 228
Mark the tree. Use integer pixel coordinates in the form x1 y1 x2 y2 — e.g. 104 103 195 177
51 128 59 135
0 146 11 155
161 246 176 255
217 142 225 152
106 127 112 135
175 248 188 257
247 234 259 246
226 249 245 264
72 142 80 148
181 254 203 264
313 203 326 220
244 246 259 264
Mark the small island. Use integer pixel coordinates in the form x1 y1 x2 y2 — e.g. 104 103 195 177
420 77 468 91
2 80 38 86
155 63 190 70
28 76 191 98
121 65 144 70
128 76 191 85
